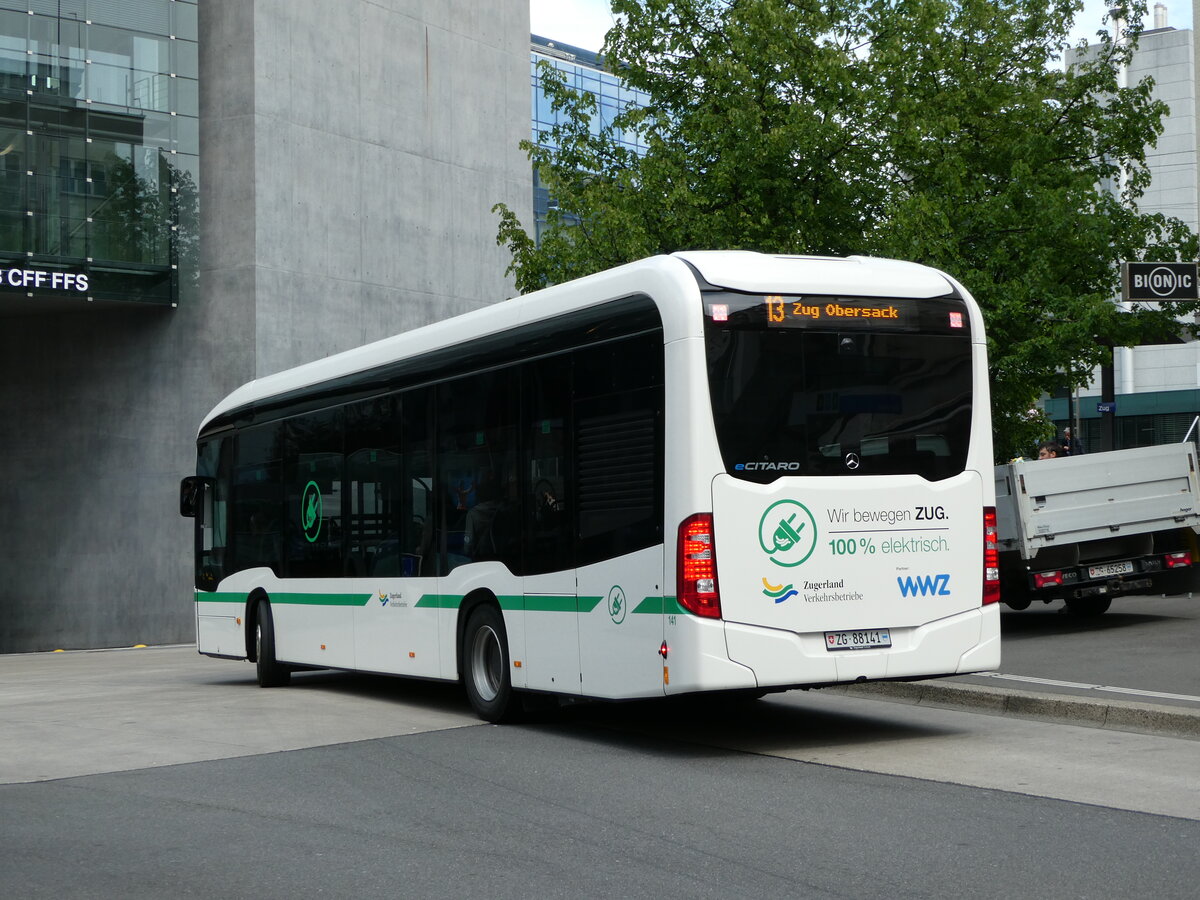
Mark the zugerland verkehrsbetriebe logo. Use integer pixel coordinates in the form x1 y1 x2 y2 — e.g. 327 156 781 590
758 500 818 568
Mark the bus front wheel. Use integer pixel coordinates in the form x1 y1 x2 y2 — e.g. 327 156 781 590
255 600 291 687
463 604 517 722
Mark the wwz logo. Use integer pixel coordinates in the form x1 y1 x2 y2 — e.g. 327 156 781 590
898 574 951 597
758 500 818 568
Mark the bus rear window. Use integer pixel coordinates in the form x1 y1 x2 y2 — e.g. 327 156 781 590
704 293 973 483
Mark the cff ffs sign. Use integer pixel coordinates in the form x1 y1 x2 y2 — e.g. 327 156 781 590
3 267 89 292
1121 262 1199 301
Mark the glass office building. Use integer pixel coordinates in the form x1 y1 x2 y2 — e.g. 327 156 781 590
0 0 197 309
530 34 648 240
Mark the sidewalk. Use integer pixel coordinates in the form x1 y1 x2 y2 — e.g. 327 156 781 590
838 677 1200 738
0 645 475 784
839 593 1200 738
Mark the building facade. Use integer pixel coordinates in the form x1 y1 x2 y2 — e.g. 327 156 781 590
0 0 197 313
530 34 647 240
0 0 530 652
1054 5 1200 449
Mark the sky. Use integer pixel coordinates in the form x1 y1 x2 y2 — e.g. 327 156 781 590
530 0 1195 54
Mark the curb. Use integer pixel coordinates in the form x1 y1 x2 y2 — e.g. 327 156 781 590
830 679 1200 739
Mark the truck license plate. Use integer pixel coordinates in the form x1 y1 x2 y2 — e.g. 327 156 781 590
825 629 892 652
1087 561 1134 579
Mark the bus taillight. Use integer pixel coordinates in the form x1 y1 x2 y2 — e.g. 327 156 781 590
984 507 1000 605
678 513 721 619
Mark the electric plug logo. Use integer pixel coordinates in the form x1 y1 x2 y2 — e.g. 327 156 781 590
301 481 323 543
758 500 818 568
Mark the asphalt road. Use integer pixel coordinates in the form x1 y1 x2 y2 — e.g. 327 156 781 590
3 718 1197 899
2 624 1198 898
984 593 1200 700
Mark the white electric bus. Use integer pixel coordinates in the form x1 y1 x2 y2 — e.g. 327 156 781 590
181 251 1001 721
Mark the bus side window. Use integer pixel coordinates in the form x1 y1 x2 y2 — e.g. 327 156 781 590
232 423 284 576
345 396 401 578
524 354 572 575
403 387 435 576
195 436 231 590
438 371 520 574
572 332 664 567
284 409 344 578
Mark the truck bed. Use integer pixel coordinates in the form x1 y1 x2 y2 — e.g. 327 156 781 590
995 443 1200 560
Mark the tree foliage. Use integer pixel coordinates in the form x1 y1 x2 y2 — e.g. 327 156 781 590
495 0 1198 459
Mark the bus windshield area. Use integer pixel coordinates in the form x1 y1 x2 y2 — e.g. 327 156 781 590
704 293 973 483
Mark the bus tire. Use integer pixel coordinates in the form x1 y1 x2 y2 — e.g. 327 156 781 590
462 603 517 722
255 600 291 687
1064 596 1112 617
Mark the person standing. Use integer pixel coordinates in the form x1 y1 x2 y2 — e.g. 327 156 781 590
1061 427 1081 455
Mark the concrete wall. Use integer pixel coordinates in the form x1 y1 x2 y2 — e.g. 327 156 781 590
247 0 532 376
0 0 531 652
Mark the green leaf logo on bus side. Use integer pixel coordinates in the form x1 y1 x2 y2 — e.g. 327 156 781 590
302 481 322 543
758 499 818 568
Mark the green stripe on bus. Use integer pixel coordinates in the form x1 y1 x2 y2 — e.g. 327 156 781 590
631 596 660 615
196 591 685 615
272 592 373 607
195 592 244 603
414 594 462 609
416 594 597 613
631 595 688 615
194 591 373 607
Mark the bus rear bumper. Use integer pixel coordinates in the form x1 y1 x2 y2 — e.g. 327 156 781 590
724 604 1000 689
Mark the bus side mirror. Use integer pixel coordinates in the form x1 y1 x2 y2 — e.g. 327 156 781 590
180 476 210 518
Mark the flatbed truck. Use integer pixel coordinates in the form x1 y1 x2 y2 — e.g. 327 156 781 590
994 443 1200 615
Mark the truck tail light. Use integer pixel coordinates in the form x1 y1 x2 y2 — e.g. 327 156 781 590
1165 551 1192 569
984 507 1000 605
678 513 721 619
1033 571 1063 589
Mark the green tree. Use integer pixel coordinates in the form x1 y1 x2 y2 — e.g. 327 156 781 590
495 0 1198 460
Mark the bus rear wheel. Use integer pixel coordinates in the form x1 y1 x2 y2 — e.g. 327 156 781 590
463 604 517 722
255 600 291 687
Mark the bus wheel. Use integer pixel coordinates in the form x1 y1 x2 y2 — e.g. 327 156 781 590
463 604 516 722
1064 596 1112 617
255 600 291 687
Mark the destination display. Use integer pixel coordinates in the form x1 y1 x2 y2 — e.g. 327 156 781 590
705 292 971 334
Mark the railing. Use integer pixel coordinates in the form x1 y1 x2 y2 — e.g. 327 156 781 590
1183 416 1200 444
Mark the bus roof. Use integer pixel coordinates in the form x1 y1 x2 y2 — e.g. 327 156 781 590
198 251 959 434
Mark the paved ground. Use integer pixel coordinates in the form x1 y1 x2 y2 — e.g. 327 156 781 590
3 591 1196 787
5 717 1197 899
973 593 1200 701
0 646 476 783
839 592 1200 737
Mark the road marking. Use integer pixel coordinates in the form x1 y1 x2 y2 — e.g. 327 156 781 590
977 672 1200 705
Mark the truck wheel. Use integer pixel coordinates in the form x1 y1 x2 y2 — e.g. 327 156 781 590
1065 597 1112 617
